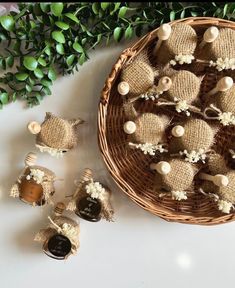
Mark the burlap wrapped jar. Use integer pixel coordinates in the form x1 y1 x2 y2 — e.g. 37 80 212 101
170 119 216 162
35 215 80 260
28 112 84 157
66 170 114 222
199 28 235 70
214 85 235 114
153 158 197 201
155 23 197 65
123 101 169 155
165 70 201 104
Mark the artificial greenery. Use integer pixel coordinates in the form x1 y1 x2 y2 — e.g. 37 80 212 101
0 2 234 108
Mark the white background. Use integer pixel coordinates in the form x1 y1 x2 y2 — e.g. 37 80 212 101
0 41 235 288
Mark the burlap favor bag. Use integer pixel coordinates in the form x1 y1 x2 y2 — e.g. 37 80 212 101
200 28 235 71
155 23 197 65
123 101 169 155
153 158 197 201
170 119 217 163
28 112 84 157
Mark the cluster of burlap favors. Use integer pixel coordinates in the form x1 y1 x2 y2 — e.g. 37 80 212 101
28 112 84 157
116 22 235 215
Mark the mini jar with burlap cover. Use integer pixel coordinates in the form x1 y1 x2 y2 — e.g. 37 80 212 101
10 152 56 206
28 112 84 157
34 202 80 260
155 23 197 66
66 168 114 222
122 100 169 156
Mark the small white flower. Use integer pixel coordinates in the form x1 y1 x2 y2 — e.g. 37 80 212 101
129 142 168 156
179 149 207 163
170 53 194 66
218 111 235 126
36 144 67 158
209 58 235 71
26 175 31 180
29 169 45 184
171 190 187 201
174 98 190 115
217 200 233 214
85 181 106 201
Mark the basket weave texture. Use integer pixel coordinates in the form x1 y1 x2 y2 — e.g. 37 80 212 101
98 17 235 225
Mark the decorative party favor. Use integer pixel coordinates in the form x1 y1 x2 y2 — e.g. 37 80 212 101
151 158 197 200
10 152 56 206
154 23 197 65
67 168 114 222
34 202 80 260
28 112 84 157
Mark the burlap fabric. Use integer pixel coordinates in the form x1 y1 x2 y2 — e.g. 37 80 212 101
166 70 201 103
170 119 215 152
36 113 83 150
158 159 195 191
208 153 229 175
200 28 235 61
216 85 235 114
156 23 197 65
216 171 235 203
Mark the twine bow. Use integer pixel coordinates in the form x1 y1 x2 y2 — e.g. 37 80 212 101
204 104 235 126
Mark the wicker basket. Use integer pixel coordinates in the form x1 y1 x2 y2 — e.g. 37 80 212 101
98 17 235 225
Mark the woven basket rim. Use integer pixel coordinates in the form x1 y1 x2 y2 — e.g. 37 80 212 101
98 17 235 225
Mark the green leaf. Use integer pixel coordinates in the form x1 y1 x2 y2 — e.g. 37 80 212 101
113 27 122 42
29 77 35 85
41 79 52 87
6 56 14 68
34 68 44 79
180 9 185 19
38 57 47 67
48 67 56 81
51 3 64 16
92 3 99 14
125 25 133 39
0 92 8 104
170 11 175 21
12 92 17 102
40 3 50 13
56 43 65 55
44 46 51 56
30 20 36 29
43 86 52 95
101 3 109 10
0 58 6 69
52 31 65 43
191 11 198 17
79 53 86 65
26 84 32 92
66 55 75 66
223 4 228 17
23 56 38 71
72 42 83 53
55 21 69 30
0 15 14 31
64 13 79 23
15 73 28 81
118 6 127 18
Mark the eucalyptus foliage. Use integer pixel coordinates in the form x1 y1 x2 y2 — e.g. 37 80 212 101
0 2 234 108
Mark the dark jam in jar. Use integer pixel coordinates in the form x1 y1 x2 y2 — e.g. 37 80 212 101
76 196 102 222
45 234 72 260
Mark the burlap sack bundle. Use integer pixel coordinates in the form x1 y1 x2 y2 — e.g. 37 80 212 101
36 113 83 151
207 153 229 175
215 85 235 114
166 70 201 103
157 159 196 192
201 28 235 62
170 119 215 153
156 23 197 65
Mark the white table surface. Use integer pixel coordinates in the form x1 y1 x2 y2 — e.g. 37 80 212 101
0 41 235 288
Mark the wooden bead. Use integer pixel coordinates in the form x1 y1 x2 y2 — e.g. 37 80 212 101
150 161 171 175
81 168 93 182
27 121 41 134
171 125 185 137
24 152 37 167
118 81 130 95
54 202 66 216
123 121 136 134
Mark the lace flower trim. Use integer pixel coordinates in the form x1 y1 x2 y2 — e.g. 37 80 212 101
217 199 233 214
159 190 188 201
26 169 45 184
36 144 69 158
170 53 195 66
85 181 106 201
179 149 207 163
140 86 164 101
129 142 168 156
218 112 235 126
174 97 190 116
209 58 235 71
